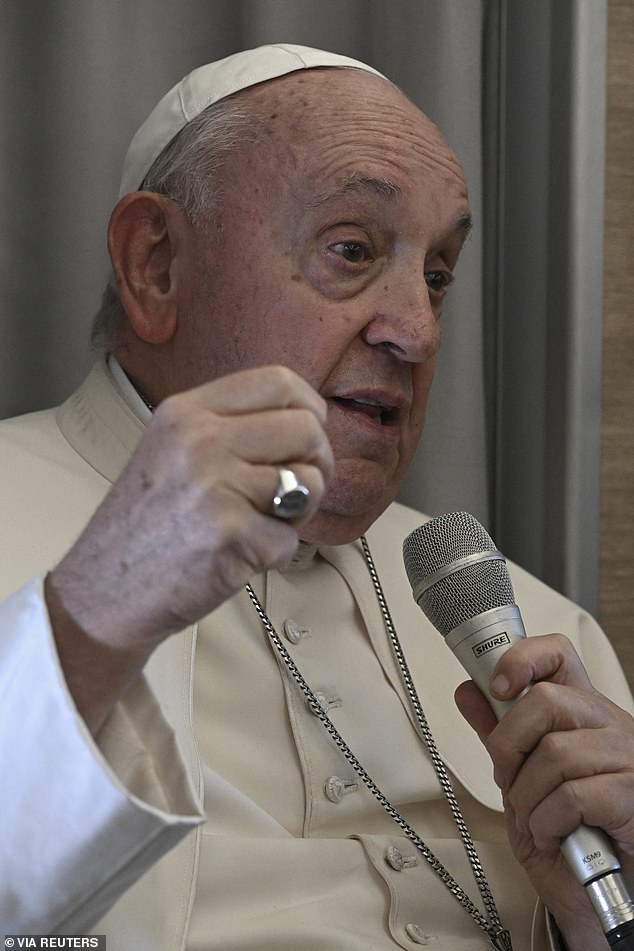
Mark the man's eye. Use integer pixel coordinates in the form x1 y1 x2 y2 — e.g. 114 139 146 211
425 270 454 294
331 241 368 263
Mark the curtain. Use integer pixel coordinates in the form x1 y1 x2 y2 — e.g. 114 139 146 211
0 0 606 612
490 1 607 612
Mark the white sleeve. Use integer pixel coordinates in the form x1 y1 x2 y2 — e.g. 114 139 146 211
0 577 204 933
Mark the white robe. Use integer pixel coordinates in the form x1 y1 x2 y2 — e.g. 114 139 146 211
1 358 631 949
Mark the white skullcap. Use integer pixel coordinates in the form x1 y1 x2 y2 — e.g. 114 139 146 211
118 43 386 197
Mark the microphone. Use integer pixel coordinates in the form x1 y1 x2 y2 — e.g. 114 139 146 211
402 511 634 949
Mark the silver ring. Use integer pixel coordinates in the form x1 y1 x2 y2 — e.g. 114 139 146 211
271 467 311 519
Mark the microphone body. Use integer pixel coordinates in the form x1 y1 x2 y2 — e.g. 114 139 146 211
403 513 634 948
442 602 525 720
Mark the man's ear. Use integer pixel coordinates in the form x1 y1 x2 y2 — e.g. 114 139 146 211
107 192 182 344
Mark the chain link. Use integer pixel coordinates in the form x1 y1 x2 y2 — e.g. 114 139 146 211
360 537 509 934
244 535 513 949
130 356 509 948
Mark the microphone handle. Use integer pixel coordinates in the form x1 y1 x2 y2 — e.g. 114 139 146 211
445 605 634 947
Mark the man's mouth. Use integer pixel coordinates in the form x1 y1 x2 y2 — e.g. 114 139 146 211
330 396 399 426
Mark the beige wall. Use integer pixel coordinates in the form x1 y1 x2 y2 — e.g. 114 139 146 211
599 0 634 683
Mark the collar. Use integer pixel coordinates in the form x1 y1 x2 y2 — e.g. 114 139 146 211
107 355 153 423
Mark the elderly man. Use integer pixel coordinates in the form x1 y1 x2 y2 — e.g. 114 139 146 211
1 44 633 951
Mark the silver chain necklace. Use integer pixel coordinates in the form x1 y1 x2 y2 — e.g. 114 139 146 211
245 535 513 951
136 372 512 946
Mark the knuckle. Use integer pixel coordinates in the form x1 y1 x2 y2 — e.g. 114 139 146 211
538 730 567 764
557 778 583 815
550 631 574 655
529 679 560 706
269 364 301 395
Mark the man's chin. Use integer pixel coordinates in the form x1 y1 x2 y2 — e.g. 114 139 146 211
298 486 396 547
298 511 373 547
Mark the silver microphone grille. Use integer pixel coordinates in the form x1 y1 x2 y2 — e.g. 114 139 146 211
402 512 516 637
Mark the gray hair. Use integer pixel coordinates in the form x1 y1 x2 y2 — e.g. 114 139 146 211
91 96 256 351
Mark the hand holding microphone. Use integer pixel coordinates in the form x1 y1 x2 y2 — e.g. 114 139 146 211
403 513 634 949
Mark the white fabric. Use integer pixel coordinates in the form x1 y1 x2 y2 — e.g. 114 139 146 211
107 354 153 421
0 577 202 933
188 546 535 949
119 43 387 196
1 359 632 948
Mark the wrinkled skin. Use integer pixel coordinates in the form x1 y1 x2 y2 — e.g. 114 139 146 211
456 635 634 948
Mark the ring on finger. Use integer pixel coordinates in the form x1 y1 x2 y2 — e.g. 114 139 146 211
271 467 311 519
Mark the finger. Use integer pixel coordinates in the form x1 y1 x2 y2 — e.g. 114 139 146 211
486 682 622 792
215 408 335 478
525 772 634 851
249 462 327 524
152 397 335 487
454 680 498 741
190 365 328 422
489 633 594 702
506 723 632 824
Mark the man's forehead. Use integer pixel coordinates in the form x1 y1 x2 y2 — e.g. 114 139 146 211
253 70 463 180
308 174 404 208
250 65 411 128
255 79 468 217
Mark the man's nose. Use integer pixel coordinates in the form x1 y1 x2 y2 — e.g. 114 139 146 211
361 278 441 363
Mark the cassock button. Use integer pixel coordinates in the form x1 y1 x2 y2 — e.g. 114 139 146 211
312 693 331 715
405 923 437 944
385 845 418 870
307 693 342 715
283 619 310 644
324 776 359 803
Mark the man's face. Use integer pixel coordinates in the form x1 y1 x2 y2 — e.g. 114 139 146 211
174 69 471 544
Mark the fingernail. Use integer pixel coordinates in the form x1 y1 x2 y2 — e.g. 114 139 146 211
490 674 510 697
